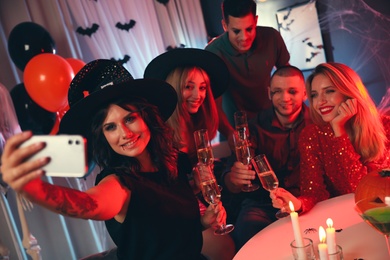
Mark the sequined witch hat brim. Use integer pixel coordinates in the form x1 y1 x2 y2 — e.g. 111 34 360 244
143 48 229 98
59 59 177 136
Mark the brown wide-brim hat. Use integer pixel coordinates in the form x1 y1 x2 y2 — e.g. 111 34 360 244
59 59 177 136
143 48 229 98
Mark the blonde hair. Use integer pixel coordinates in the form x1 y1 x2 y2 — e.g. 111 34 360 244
306 62 387 162
165 67 219 158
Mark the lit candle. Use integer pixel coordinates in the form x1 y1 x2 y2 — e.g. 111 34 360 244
326 218 337 257
318 226 329 260
289 201 306 259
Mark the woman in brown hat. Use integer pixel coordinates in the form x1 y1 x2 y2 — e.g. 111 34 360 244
145 49 235 260
0 60 226 260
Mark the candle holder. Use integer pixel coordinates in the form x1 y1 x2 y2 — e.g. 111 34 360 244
290 237 315 260
328 245 343 260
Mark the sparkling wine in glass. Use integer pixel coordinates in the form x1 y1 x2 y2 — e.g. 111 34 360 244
197 146 214 166
251 154 289 218
201 178 222 205
258 170 279 191
196 164 234 235
236 123 248 141
355 197 390 256
194 129 214 166
234 111 250 141
232 131 259 192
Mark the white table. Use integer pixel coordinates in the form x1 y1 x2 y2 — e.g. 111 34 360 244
234 193 387 260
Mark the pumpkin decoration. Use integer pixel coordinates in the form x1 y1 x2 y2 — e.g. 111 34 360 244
355 169 390 203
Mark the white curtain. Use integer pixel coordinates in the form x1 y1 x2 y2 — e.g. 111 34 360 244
61 0 208 78
0 0 208 259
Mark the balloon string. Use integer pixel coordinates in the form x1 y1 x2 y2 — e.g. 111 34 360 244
49 112 61 135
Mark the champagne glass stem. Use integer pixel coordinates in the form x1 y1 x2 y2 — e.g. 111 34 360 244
214 223 234 235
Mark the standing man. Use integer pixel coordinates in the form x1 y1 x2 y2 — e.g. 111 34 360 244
205 0 290 143
221 66 311 250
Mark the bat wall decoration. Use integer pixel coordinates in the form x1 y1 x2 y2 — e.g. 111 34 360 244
76 23 99 37
276 1 326 70
111 55 130 65
116 20 136 31
166 44 185 51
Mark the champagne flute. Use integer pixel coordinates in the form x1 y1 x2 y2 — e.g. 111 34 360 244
234 110 250 141
355 197 390 256
194 129 223 191
232 131 259 192
251 154 289 218
196 164 234 235
194 129 214 166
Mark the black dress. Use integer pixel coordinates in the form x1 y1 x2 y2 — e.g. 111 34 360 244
95 154 203 260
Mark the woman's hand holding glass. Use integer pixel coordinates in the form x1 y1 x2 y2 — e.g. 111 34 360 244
251 154 289 218
201 199 227 231
270 188 302 214
195 164 234 235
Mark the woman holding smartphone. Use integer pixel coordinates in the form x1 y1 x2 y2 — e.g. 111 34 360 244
271 62 390 214
0 60 226 259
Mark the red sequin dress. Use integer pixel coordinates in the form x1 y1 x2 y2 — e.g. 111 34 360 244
298 115 390 213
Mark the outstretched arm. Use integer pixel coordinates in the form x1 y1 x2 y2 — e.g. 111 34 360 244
1 131 130 221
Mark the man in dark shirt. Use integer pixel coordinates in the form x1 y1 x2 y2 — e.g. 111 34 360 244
221 65 312 250
205 0 290 146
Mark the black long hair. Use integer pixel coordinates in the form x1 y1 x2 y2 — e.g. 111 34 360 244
89 98 179 180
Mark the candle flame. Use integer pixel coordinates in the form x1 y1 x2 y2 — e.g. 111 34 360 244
319 226 326 243
326 218 333 228
289 201 294 212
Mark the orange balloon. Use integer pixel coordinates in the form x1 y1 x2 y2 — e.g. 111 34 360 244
65 58 86 75
24 53 74 112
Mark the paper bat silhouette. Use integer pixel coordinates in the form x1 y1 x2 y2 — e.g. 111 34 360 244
157 0 170 5
166 44 185 51
116 20 136 31
278 19 295 32
306 52 321 62
76 24 99 37
111 55 131 65
307 42 324 49
283 8 292 21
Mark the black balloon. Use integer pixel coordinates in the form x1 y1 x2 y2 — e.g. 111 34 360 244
8 22 56 71
10 83 56 134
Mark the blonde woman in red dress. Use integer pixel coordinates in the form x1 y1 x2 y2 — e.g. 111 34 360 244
271 62 390 214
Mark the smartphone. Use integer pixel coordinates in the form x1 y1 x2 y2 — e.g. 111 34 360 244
21 135 88 177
